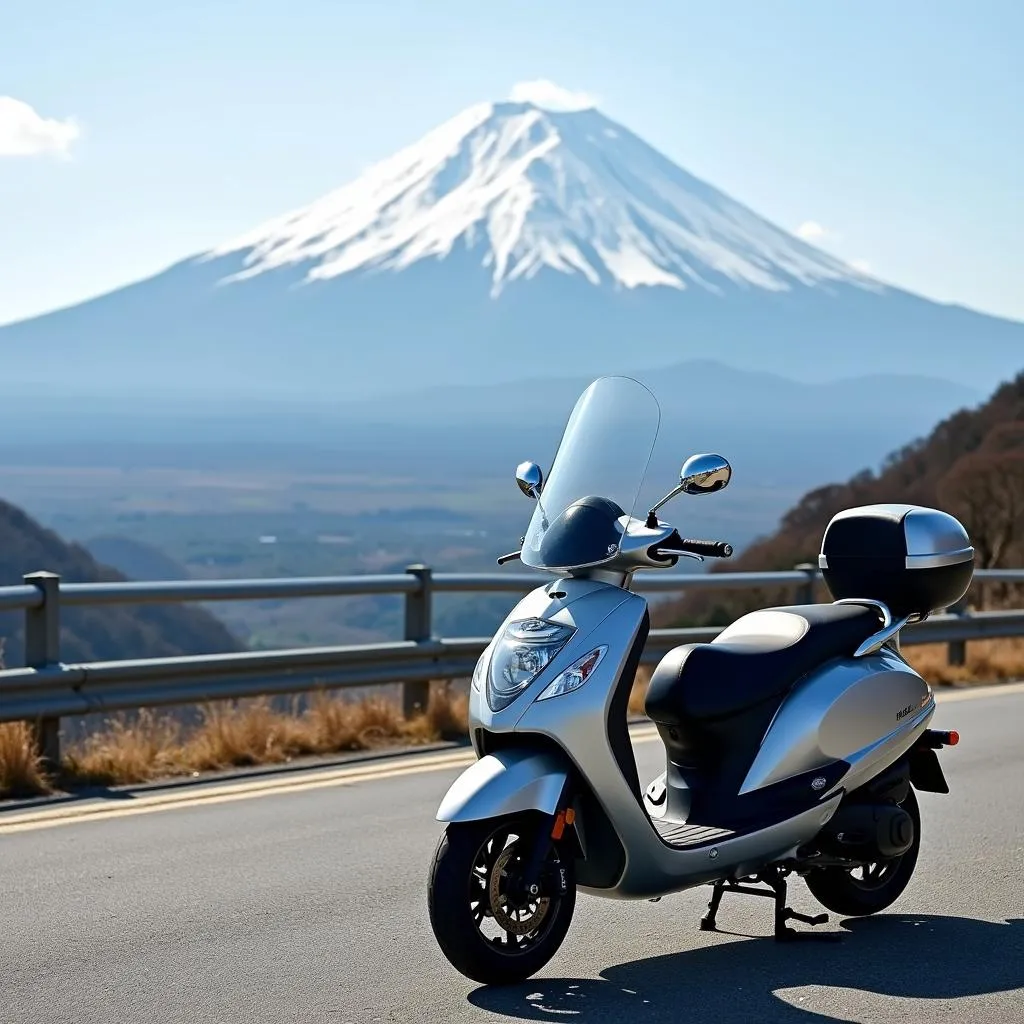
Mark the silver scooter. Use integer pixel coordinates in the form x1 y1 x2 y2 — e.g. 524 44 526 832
427 375 971 985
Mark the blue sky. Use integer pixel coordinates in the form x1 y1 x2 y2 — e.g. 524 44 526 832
2 0 1021 326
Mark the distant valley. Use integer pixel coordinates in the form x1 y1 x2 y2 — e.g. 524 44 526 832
0 359 986 649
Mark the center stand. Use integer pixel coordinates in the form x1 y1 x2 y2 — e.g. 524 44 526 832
699 865 840 942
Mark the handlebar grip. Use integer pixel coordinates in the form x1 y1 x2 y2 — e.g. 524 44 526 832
679 538 734 558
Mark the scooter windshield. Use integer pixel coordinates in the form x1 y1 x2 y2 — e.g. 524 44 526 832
522 376 661 572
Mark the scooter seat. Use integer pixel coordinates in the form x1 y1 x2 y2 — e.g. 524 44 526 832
645 603 882 726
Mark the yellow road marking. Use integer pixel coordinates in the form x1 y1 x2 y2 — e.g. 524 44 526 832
0 751 476 834
0 683 1016 834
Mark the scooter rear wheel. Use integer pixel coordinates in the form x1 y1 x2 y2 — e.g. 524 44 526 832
804 787 922 917
427 815 576 985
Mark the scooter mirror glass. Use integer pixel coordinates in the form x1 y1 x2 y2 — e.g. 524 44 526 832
515 461 544 499
679 453 732 495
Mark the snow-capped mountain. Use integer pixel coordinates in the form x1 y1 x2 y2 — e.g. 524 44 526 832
206 101 874 298
0 96 1021 401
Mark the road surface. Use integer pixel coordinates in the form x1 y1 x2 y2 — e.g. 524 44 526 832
1 684 1022 1024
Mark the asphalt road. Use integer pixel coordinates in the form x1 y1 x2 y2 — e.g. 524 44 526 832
1 686 1022 1024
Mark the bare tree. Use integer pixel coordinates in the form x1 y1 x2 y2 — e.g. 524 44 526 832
938 451 1024 607
979 421 1024 455
938 451 1024 568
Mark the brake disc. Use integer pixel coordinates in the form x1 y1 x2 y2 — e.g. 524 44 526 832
488 845 551 935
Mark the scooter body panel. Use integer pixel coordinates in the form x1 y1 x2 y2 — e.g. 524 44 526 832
739 649 935 796
578 792 843 899
436 748 570 823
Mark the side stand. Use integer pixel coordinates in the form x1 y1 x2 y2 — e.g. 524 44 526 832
699 867 838 942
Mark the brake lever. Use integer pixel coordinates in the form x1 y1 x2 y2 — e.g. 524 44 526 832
653 548 704 562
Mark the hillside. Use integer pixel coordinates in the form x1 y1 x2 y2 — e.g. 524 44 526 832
0 499 240 665
657 368 1024 626
84 535 191 582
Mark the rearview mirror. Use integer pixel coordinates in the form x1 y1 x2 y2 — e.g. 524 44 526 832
679 453 732 495
515 461 544 499
646 452 733 526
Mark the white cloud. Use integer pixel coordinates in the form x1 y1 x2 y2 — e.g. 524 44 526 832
509 80 598 112
850 258 872 273
0 96 80 158
795 220 829 242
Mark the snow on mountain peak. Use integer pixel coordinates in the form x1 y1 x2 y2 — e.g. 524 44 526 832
207 99 878 298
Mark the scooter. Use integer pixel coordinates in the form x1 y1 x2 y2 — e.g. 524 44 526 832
427 375 972 985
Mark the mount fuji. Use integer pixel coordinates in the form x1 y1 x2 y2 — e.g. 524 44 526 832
2 97 1021 401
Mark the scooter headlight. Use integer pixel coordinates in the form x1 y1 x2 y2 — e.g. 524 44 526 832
535 646 608 701
486 618 575 712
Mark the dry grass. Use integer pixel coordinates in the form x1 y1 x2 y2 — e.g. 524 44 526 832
422 681 471 740
0 683 472 799
629 666 652 717
63 711 187 786
0 722 51 798
183 699 315 771
904 637 1024 686
62 684 471 788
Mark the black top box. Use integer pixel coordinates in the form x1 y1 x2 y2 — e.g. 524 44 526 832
820 504 974 619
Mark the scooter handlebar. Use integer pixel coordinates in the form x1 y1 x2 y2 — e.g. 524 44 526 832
677 538 734 558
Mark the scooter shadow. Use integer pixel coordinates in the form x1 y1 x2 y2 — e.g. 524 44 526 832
468 914 1024 1023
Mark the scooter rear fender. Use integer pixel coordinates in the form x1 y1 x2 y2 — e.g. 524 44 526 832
436 748 570 823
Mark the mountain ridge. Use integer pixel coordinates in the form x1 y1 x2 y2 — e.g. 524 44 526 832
204 100 873 297
1 96 1021 398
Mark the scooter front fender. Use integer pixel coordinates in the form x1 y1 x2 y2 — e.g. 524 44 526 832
436 748 570 823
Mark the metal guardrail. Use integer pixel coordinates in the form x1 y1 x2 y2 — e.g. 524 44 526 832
3 565 1023 767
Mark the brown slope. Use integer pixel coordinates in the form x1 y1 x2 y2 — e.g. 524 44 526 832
657 369 1024 627
0 499 240 665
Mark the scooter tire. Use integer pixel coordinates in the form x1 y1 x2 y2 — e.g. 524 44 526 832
427 816 576 986
804 787 922 917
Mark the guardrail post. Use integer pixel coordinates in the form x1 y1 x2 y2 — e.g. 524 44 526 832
795 563 817 605
947 598 968 667
402 565 433 717
23 571 62 770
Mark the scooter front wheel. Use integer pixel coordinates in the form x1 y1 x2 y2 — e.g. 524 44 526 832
427 815 576 985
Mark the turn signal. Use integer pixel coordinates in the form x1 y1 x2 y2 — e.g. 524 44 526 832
535 646 608 701
551 807 576 840
551 811 567 840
